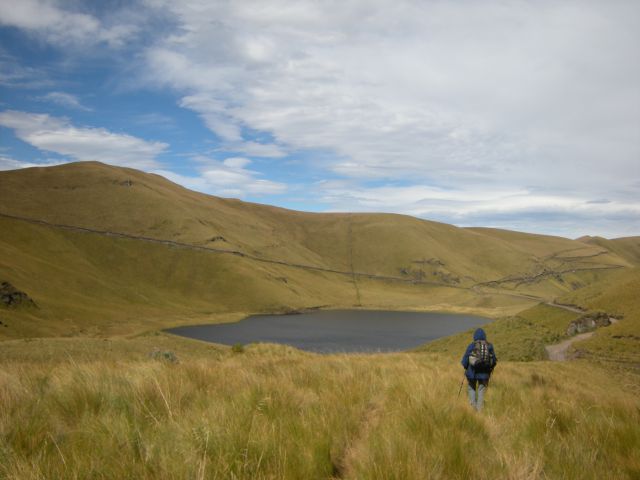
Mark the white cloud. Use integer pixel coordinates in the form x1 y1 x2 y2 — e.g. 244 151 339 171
155 156 286 198
199 155 287 196
317 182 639 217
133 112 177 130
179 94 242 142
0 0 137 47
141 0 639 205
314 181 640 238
177 93 287 157
2 0 637 238
231 141 287 159
0 52 54 89
223 157 251 169
0 155 64 171
0 110 167 169
39 92 91 111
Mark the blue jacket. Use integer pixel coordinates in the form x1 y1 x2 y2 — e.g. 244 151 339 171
461 328 497 382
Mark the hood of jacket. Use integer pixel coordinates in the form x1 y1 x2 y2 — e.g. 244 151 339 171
473 328 487 341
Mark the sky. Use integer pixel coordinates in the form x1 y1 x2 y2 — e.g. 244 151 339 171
0 0 638 239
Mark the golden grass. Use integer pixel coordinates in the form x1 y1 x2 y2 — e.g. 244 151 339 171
0 214 539 340
1 161 632 340
0 336 638 480
1 162 639 478
420 303 580 361
579 236 640 266
558 268 640 370
0 210 627 341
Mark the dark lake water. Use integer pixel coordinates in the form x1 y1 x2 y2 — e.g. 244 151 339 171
166 310 489 353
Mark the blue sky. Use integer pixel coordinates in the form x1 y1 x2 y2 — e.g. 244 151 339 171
1 0 639 238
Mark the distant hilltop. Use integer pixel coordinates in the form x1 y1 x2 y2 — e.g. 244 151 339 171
0 161 638 338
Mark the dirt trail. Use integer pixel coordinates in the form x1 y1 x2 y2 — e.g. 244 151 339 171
545 332 594 361
332 395 385 479
543 302 585 314
546 317 619 361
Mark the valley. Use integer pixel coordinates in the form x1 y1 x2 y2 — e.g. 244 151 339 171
1 162 635 338
0 162 639 479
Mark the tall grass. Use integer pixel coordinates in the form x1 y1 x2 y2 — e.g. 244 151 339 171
1 340 638 479
420 303 579 361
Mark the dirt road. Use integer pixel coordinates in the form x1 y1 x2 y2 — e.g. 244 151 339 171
545 332 594 361
545 317 619 361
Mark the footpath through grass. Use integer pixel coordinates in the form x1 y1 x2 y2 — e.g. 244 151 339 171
420 303 580 361
0 335 638 480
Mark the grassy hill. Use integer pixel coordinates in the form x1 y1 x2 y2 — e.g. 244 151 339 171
558 266 640 365
0 336 638 479
0 161 633 339
1 162 639 479
578 235 640 266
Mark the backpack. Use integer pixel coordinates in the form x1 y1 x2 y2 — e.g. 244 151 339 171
469 339 493 369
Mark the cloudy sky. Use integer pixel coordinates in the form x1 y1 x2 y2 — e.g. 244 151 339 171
1 0 638 238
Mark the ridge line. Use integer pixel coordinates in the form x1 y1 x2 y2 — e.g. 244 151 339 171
0 211 451 287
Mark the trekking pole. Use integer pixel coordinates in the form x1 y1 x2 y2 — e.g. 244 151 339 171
457 374 465 399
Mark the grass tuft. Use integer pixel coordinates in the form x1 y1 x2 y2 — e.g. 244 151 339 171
0 338 638 479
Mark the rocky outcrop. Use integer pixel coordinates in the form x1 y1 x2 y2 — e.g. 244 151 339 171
566 311 613 336
208 235 226 242
0 282 37 308
547 311 622 361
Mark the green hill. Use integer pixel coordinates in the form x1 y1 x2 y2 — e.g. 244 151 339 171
1 162 639 479
578 235 640 266
0 161 635 339
1 339 638 479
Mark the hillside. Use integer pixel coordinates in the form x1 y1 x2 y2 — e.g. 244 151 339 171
1 337 638 479
0 161 636 338
1 162 639 479
557 266 640 365
578 235 640 266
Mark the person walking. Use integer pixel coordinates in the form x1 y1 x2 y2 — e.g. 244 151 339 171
461 328 497 411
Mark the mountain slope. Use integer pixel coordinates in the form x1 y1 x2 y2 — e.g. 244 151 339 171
578 235 640 266
2 162 627 282
0 162 633 337
558 266 640 365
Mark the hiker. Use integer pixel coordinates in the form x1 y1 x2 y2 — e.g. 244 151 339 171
461 328 497 411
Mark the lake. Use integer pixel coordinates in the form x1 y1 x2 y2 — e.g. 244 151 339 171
166 309 489 353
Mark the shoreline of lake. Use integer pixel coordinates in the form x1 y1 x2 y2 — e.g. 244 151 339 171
166 309 490 353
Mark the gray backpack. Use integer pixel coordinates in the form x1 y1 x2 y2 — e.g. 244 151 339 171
469 339 492 369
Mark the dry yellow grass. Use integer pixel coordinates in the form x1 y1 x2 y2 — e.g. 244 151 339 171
0 336 638 480
559 267 640 367
1 162 639 479
1 162 635 339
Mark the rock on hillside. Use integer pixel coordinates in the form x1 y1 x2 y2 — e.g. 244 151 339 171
1 282 37 308
566 311 617 336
